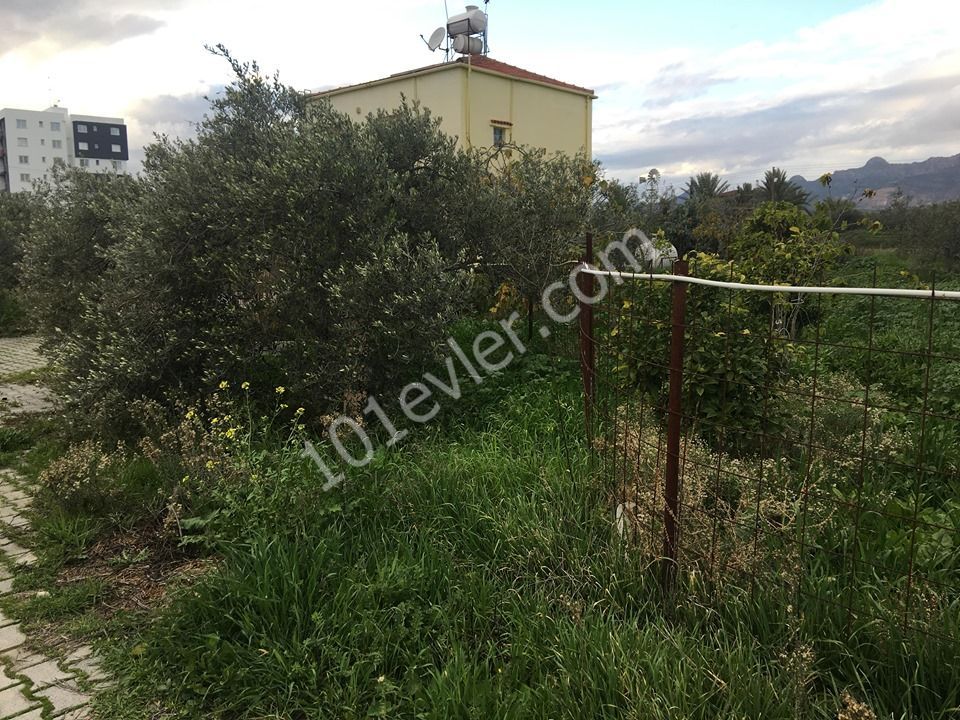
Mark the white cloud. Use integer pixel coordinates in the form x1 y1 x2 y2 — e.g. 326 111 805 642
586 0 960 184
0 0 956 182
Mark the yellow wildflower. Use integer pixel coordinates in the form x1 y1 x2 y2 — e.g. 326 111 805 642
275 386 286 394
241 381 250 390
295 407 305 416
185 409 195 420
205 460 215 470
219 380 229 390
225 428 237 440
211 417 220 425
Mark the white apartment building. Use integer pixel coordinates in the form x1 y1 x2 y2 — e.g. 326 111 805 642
0 106 130 193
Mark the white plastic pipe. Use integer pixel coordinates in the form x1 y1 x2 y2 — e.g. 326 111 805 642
578 266 960 301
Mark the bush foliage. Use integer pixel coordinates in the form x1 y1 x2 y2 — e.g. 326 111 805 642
9 49 598 435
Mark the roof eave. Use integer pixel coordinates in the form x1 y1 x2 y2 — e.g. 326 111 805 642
307 60 596 101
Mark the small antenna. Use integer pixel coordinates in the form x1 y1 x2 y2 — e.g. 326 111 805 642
483 0 490 55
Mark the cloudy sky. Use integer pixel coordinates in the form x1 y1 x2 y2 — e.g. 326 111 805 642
2 0 958 187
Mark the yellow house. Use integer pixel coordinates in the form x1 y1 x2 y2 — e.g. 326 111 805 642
308 56 595 158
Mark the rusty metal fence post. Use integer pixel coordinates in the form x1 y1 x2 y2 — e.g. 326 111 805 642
662 259 689 590
578 234 596 444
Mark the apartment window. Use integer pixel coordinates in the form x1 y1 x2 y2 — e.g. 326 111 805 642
111 144 121 153
15 119 26 129
79 159 89 167
492 126 506 147
39 120 44 128
110 127 120 136
41 156 46 163
18 155 28 164
51 121 61 132
77 124 88 133
19 173 30 182
40 138 45 146
17 137 27 147
52 140 62 149
78 141 89 151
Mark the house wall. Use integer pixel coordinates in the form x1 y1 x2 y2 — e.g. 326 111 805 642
322 70 465 145
463 67 591 158
316 63 592 159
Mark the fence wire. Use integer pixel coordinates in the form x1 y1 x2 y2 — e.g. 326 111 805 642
579 260 960 649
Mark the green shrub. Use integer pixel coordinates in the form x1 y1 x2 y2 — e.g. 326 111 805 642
18 166 140 338
23 50 495 438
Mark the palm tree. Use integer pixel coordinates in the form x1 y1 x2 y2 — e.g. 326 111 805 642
684 172 730 202
758 167 810 207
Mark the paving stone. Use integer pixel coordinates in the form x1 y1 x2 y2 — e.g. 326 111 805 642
62 647 93 665
69 656 107 683
0 611 14 628
11 707 45 720
0 385 54 417
13 552 36 567
7 646 46 671
1 542 28 558
0 663 21 692
19 659 73 689
0 578 12 595
0 623 26 652
37 682 89 714
56 708 91 720
6 517 31 531
0 337 47 377
0 684 38 717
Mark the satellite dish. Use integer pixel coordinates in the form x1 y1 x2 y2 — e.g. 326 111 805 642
427 27 445 51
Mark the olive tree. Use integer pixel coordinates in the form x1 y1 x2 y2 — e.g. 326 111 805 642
29 48 479 435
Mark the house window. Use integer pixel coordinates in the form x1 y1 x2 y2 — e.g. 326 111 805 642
112 160 121 170
111 144 121 153
18 155 28 164
92 125 98 132
77 124 88 133
52 140 62 149
15 119 27 129
41 156 46 163
19 173 30 182
38 120 44 128
40 138 45 146
110 127 120 136
78 141 89 151
492 126 506 147
79 159 89 167
95 159 100 166
17 137 27 147
51 121 61 131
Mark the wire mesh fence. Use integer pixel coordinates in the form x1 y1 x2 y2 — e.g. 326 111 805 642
578 255 960 650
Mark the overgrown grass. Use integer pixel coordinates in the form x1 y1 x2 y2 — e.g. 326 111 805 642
76 344 957 719
5 313 958 718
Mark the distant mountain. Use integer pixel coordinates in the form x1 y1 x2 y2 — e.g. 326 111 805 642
791 153 960 208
